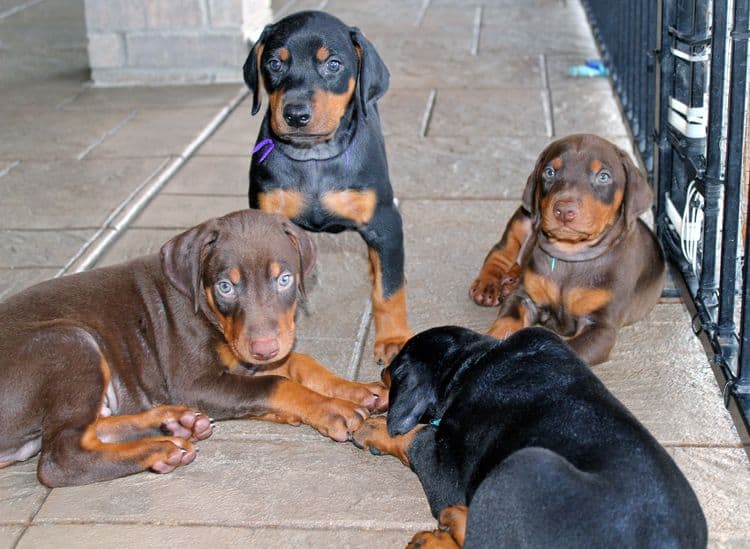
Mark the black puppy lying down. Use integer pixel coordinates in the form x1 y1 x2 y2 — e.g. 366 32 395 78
353 326 707 548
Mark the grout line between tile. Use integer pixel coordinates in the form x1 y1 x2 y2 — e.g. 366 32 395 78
419 89 437 138
58 87 249 276
415 0 430 27
0 0 44 20
25 518 435 532
76 110 137 161
470 5 483 56
539 53 555 138
0 160 20 178
55 157 172 276
347 299 373 380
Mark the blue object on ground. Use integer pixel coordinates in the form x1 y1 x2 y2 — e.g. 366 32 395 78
567 59 609 77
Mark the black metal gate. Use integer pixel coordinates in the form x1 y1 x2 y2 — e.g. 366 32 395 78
582 0 750 436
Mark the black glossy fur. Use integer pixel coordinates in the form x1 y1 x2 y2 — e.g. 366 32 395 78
243 11 411 364
387 326 707 548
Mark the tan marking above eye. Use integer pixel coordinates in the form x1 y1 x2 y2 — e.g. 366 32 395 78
321 189 377 225
228 268 241 285
270 261 282 279
316 46 330 61
279 47 289 61
257 189 306 220
551 157 563 170
590 159 603 173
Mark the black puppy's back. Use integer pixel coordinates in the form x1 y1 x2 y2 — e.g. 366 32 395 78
390 327 707 548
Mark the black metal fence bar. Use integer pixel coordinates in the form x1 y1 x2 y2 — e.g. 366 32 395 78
726 0 749 393
582 0 656 172
581 0 750 436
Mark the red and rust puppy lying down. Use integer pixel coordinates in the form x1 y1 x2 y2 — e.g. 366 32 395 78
470 134 666 364
0 209 387 487
353 326 707 548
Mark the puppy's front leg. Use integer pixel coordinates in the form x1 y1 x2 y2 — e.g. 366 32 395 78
470 206 532 307
359 202 413 365
567 323 618 365
177 375 369 442
269 352 388 413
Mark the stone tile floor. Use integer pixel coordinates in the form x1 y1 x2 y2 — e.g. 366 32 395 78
0 0 748 547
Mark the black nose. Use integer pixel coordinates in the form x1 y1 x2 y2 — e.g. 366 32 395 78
283 103 311 127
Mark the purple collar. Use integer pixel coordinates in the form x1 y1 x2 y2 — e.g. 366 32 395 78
252 138 275 164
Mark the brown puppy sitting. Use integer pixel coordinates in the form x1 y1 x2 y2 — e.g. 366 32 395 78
0 209 387 487
470 134 666 364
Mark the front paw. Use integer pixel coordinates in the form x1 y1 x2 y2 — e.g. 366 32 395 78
311 398 369 442
374 334 410 366
469 263 520 307
350 416 388 455
406 529 460 549
347 381 389 414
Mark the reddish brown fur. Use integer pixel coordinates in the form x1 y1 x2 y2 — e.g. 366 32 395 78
307 77 356 138
367 248 413 365
321 189 377 225
472 134 666 365
257 189 306 219
0 210 388 486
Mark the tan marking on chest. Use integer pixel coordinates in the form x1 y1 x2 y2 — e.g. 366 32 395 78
322 189 377 225
257 189 306 220
523 270 560 306
563 287 613 317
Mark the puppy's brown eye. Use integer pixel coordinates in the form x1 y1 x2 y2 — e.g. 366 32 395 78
543 166 555 179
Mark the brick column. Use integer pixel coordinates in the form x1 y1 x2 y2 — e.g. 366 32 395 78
84 0 271 86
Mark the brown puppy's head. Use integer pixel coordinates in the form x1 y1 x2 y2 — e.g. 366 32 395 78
160 210 316 368
243 11 389 145
522 134 652 255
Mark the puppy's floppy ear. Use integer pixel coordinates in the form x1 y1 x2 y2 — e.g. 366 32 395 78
522 152 546 222
160 219 221 313
243 25 270 116
618 147 653 226
387 360 437 436
349 27 390 119
281 220 317 297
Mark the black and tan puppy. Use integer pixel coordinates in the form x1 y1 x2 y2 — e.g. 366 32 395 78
244 11 412 365
0 210 387 487
353 326 707 548
470 134 666 364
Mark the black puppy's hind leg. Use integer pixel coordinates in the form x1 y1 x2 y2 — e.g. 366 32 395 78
359 202 413 365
